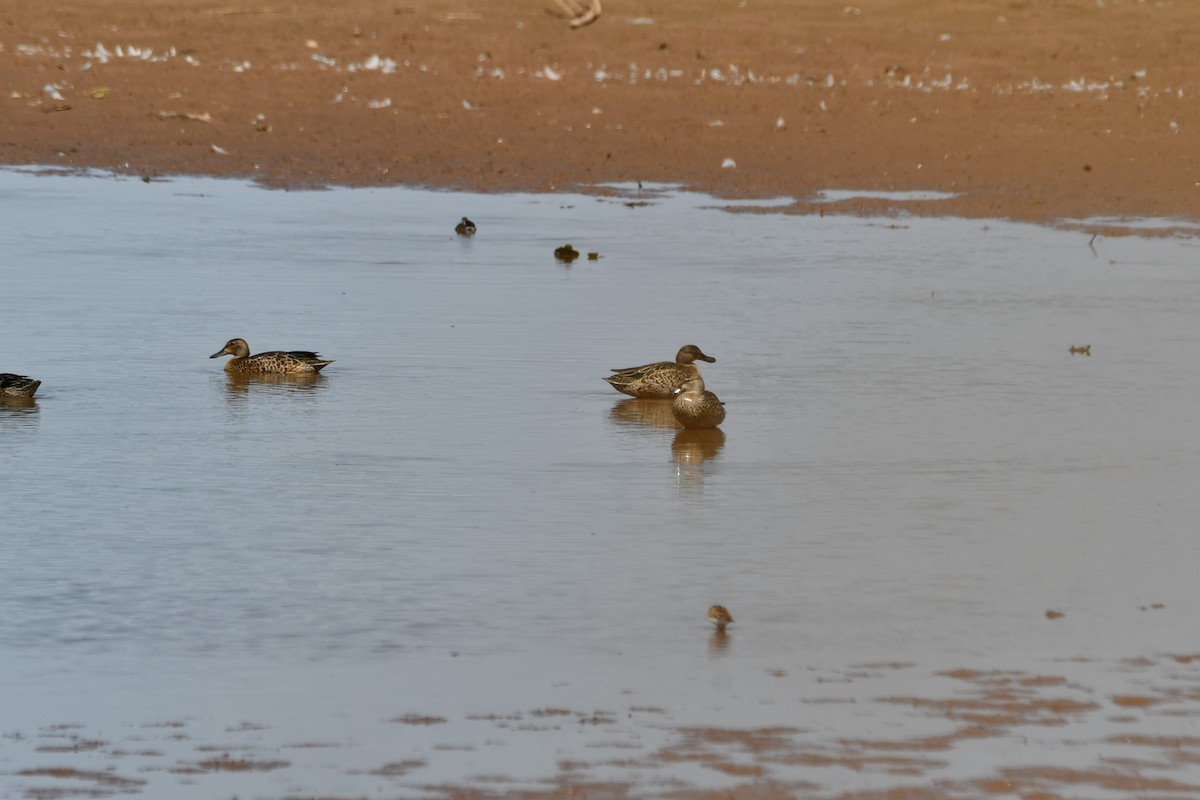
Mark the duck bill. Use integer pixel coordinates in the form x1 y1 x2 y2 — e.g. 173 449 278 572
209 349 228 359
699 354 716 363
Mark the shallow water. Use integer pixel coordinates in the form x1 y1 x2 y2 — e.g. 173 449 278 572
2 169 1199 798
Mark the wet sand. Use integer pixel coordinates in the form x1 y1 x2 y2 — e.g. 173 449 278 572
3 0 1200 225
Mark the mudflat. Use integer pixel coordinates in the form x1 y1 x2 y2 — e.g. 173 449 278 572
2 1 1197 219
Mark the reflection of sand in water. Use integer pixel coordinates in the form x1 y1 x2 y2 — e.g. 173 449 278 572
9 656 1200 799
672 428 725 464
608 398 677 429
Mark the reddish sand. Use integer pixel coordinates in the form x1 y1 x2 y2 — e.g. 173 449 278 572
3 0 1200 226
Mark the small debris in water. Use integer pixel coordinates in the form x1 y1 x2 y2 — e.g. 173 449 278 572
1069 345 1091 356
1045 610 1065 620
587 251 600 260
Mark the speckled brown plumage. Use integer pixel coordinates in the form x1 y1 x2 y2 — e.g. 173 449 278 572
671 376 725 429
209 338 333 375
0 373 41 397
708 605 734 630
604 345 716 399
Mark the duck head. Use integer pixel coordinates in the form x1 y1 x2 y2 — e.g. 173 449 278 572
676 345 716 365
675 376 706 395
210 338 250 359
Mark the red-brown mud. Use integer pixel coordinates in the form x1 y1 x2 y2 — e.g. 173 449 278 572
3 1 1200 227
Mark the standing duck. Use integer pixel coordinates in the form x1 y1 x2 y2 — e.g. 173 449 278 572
209 338 333 375
671 376 725 429
0 373 41 397
604 345 716 398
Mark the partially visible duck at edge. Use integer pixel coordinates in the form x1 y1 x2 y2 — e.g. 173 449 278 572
604 344 716 399
0 373 41 397
209 338 333 375
455 216 477 235
672 376 726 429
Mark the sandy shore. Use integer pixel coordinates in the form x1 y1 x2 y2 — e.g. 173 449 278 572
2 0 1200 226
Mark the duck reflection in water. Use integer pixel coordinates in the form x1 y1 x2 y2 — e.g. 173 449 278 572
609 397 678 429
708 628 732 657
671 428 725 465
674 429 725 493
221 372 329 399
0 395 38 417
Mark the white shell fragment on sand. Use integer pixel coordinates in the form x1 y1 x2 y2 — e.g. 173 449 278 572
721 158 737 169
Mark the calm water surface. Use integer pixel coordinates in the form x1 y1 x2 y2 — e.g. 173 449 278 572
1 169 1198 798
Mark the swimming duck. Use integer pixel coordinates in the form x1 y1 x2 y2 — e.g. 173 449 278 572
604 345 716 399
455 217 477 235
0 373 41 397
671 376 725 429
209 338 333 375
554 243 580 262
708 605 734 630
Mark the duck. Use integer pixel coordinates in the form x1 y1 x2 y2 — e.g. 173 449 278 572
604 345 716 399
0 373 41 397
209 338 333 375
455 217 477 235
708 605 734 631
671 376 725 429
554 243 580 262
